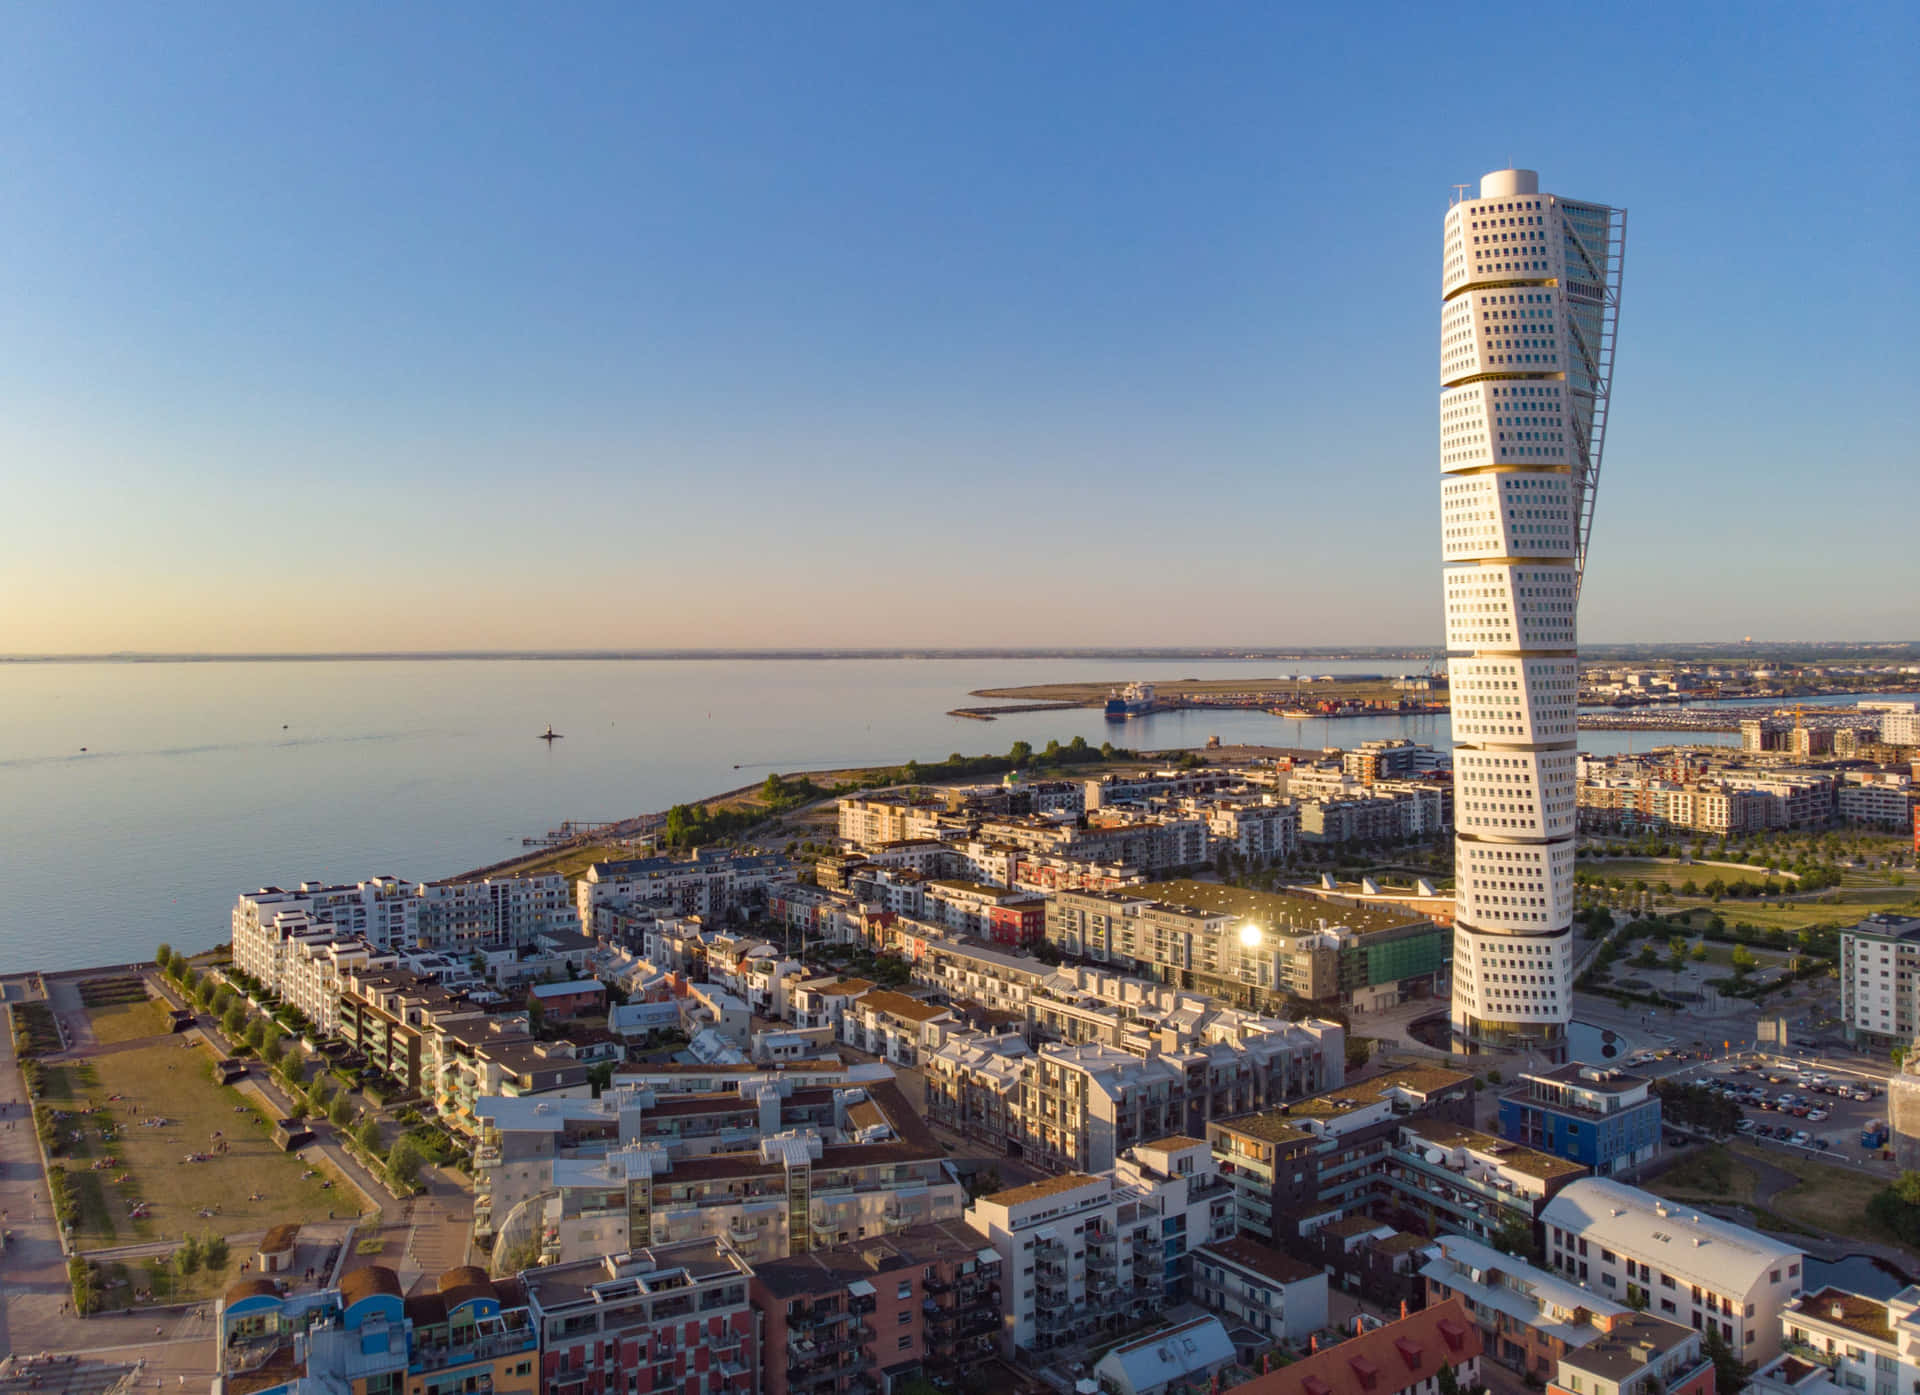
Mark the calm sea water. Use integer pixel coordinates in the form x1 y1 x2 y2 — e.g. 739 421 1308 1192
0 657 1810 973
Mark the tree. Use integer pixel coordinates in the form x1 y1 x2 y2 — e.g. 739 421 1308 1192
203 1231 230 1270
1730 944 1758 979
263 1032 285 1067
1006 741 1032 767
155 943 174 971
355 1117 384 1158
175 1233 202 1276
222 1002 248 1039
245 1019 269 1052
328 1094 354 1129
386 1134 425 1190
1700 1325 1752 1395
1690 942 1709 962
587 1060 617 1097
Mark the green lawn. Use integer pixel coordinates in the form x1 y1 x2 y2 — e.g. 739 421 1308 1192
86 996 173 1045
1586 858 1774 888
36 1038 360 1251
1693 893 1920 934
1728 1143 1892 1244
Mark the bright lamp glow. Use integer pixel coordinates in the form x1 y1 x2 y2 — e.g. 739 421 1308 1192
1238 922 1262 948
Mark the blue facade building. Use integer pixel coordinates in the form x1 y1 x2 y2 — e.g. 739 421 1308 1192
1497 1062 1660 1177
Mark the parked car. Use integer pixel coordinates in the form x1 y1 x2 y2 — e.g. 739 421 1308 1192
1816 1139 1831 1150
1808 1109 1829 1123
1736 1119 1757 1133
1792 1130 1812 1146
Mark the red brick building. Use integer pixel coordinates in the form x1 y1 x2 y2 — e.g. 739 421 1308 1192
524 1240 754 1395
751 1221 1002 1395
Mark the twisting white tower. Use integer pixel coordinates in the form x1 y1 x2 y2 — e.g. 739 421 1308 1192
1440 168 1625 1051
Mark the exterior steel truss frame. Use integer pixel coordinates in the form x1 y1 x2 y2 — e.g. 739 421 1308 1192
1568 206 1627 596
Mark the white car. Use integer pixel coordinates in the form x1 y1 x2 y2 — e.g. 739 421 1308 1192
1807 1109 1829 1123
1791 1130 1811 1146
1736 1119 1757 1133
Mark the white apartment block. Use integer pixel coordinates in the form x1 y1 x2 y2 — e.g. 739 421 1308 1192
1442 168 1624 1052
1880 706 1920 747
1839 914 1920 1046
1838 777 1916 828
232 877 419 965
964 1137 1235 1358
836 989 953 1066
1752 1282 1920 1395
1540 1177 1804 1362
1202 802 1300 863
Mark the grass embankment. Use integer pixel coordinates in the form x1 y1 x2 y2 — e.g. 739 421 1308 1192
35 1036 352 1250
1646 1144 1888 1244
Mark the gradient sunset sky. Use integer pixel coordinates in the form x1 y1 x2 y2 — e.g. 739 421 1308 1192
2 3 1914 653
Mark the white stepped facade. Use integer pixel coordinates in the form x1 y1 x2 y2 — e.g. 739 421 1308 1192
1440 168 1625 1049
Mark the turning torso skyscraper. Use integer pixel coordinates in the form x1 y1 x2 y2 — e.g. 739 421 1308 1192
1439 169 1626 1052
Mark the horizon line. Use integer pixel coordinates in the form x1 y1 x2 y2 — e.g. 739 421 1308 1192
3 641 1918 664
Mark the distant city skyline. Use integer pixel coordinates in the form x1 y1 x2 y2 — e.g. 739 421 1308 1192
1 5 1914 653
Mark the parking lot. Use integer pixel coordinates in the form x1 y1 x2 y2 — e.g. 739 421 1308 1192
1653 1053 1890 1163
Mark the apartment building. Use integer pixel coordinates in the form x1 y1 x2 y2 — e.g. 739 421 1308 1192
838 794 955 850
1207 1064 1478 1257
579 851 791 930
214 1265 538 1395
751 1221 1002 1395
1751 1284 1920 1395
1046 882 1448 1015
1188 1235 1328 1344
485 1079 964 1268
1420 1231 1629 1380
1838 776 1917 829
416 873 576 952
1539 1177 1805 1361
1548 1314 1716 1395
837 990 952 1066
962 1137 1234 1358
523 1241 756 1395
232 877 422 964
1196 800 1301 865
1498 1063 1661 1177
1839 914 1920 1048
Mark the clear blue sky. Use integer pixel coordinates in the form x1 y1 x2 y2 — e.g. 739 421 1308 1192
1 2 1913 652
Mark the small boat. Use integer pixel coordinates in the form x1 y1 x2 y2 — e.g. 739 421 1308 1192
539 726 563 742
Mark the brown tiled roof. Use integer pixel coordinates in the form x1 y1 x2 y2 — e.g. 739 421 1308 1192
1231 1298 1481 1395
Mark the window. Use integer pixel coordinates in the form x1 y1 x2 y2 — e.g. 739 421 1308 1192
897 1282 913 1300
898 1335 913 1351
897 1312 912 1327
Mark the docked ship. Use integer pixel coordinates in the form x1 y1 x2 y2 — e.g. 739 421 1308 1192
1103 681 1158 720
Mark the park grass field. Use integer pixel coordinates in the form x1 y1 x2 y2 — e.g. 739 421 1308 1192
1649 1144 1890 1246
1646 1145 1760 1205
1729 1143 1890 1241
38 1035 355 1250
86 995 173 1045
1691 892 1920 934
1587 858 1774 888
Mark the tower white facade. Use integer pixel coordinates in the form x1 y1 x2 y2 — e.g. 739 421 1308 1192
1441 168 1625 1049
